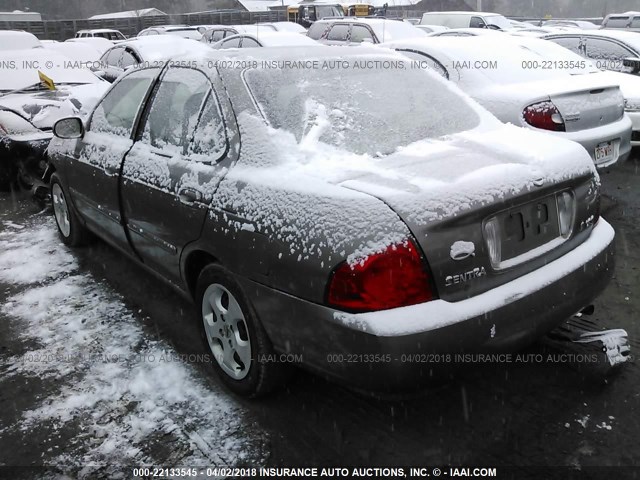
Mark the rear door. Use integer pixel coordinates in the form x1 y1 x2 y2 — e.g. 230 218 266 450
120 66 233 283
64 68 159 248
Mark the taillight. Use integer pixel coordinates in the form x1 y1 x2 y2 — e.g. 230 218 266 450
523 101 565 132
326 240 434 313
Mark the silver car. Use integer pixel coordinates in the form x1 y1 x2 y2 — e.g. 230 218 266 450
47 47 614 396
384 36 632 169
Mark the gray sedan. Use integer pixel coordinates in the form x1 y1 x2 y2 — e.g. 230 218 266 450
384 36 632 169
47 46 614 396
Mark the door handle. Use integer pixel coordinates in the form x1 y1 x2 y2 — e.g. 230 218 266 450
105 164 119 176
178 187 203 204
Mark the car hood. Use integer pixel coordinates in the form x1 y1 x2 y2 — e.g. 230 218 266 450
0 82 109 129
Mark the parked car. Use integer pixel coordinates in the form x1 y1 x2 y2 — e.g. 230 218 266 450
419 11 513 30
384 36 632 168
211 32 319 49
44 41 104 64
258 21 307 33
138 25 203 40
428 27 505 37
512 36 640 148
200 24 278 45
415 24 450 34
47 46 614 396
64 37 115 55
75 29 126 41
542 19 598 30
307 18 426 45
600 11 640 32
96 36 212 82
0 30 41 50
0 49 108 189
544 30 640 75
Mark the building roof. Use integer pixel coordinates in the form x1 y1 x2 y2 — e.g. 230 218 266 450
89 8 166 19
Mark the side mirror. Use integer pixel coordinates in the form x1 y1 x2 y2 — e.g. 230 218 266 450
623 57 640 73
53 117 84 139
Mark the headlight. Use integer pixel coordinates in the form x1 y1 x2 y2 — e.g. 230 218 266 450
624 98 640 112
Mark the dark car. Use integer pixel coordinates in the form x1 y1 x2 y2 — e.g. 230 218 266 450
47 47 614 397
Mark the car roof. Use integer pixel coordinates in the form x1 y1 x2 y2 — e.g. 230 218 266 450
222 31 319 46
545 29 640 47
421 11 503 16
114 36 211 60
0 30 41 50
78 29 122 33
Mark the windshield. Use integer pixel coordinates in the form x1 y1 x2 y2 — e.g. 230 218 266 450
315 6 344 19
486 14 513 30
243 55 480 155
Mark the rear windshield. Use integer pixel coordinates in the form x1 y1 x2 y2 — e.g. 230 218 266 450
243 56 480 155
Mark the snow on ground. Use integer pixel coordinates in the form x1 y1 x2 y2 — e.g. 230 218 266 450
0 217 267 476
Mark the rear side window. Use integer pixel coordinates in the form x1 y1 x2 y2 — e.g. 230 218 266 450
548 36 582 54
327 24 350 41
211 30 225 42
631 17 640 28
241 37 260 48
585 38 635 72
350 25 374 43
220 37 241 48
104 47 124 66
90 68 158 137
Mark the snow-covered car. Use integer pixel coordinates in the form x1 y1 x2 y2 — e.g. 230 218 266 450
257 21 307 33
507 34 640 147
416 24 450 34
543 30 640 75
211 31 319 49
428 27 506 37
542 19 598 30
75 29 126 41
137 25 203 40
43 41 104 64
47 46 614 396
419 11 513 30
64 37 115 55
0 30 41 50
384 36 632 169
200 24 279 45
0 49 108 189
96 36 213 82
307 18 427 45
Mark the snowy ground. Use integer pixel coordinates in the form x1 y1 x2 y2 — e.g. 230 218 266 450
0 157 639 476
0 216 268 477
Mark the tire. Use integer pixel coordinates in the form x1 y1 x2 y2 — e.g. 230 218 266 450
50 173 91 246
196 264 287 397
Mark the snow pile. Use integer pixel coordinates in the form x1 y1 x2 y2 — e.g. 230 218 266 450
0 219 267 474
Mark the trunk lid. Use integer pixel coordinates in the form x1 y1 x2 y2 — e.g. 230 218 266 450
334 124 599 301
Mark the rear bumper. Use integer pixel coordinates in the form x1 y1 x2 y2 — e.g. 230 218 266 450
551 114 632 169
626 110 640 146
243 219 615 389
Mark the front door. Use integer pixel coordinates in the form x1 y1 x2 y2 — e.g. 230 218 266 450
64 68 160 248
120 66 232 283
